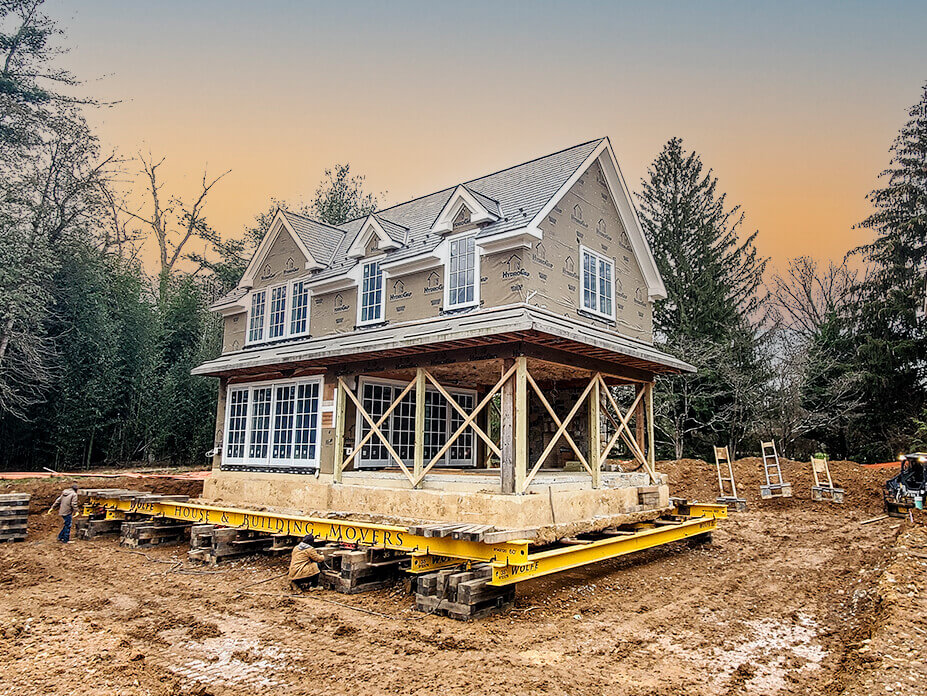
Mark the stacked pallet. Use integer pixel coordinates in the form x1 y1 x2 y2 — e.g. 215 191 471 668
320 546 405 594
414 564 515 620
0 493 29 543
188 524 272 564
119 519 192 548
75 515 124 540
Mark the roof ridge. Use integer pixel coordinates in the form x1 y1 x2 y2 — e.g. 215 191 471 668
337 138 605 228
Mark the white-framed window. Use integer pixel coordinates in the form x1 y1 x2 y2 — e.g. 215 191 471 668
355 377 477 469
290 281 310 335
580 245 615 320
223 376 323 469
268 285 287 339
358 260 384 325
445 233 479 309
245 280 312 345
248 291 266 343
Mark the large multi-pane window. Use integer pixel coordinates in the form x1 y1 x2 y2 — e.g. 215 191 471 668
580 246 615 319
359 261 384 325
248 291 266 343
446 235 477 308
223 377 323 468
356 378 476 468
246 280 311 345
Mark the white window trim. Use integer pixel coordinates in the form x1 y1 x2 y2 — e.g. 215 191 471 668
443 231 481 311
244 279 312 346
579 244 616 321
222 375 324 469
354 376 478 469
356 259 386 327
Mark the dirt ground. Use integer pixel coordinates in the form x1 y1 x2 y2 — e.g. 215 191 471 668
1 460 925 696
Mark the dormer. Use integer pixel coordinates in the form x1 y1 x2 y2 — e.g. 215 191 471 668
346 215 407 259
239 210 326 288
431 185 501 235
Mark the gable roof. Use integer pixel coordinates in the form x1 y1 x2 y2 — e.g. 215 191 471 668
309 138 604 281
230 139 666 301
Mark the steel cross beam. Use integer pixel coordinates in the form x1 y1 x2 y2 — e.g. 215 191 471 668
488 513 722 586
84 495 530 565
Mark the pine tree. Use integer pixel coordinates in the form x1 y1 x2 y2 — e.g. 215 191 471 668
854 82 927 459
638 138 770 458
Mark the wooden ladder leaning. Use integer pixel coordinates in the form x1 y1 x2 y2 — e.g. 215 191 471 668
713 446 747 511
811 455 844 503
759 440 793 499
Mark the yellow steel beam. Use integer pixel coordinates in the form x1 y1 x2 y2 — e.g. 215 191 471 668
408 553 466 573
489 515 717 586
85 495 530 565
673 501 728 520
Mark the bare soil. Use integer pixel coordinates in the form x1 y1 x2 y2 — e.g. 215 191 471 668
1 462 924 696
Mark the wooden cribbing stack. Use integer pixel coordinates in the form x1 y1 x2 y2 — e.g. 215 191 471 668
0 493 29 543
321 546 405 594
119 519 192 548
188 525 273 564
414 564 515 620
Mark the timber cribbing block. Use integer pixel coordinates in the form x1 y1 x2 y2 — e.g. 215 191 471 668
0 493 29 543
414 563 515 620
187 525 272 564
320 546 405 594
119 519 192 548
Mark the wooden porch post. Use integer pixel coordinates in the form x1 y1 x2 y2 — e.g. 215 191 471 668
635 383 646 456
413 368 426 486
645 381 655 473
500 359 515 493
514 356 528 494
333 378 346 484
588 374 601 488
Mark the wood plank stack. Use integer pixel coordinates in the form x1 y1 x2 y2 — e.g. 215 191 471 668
187 524 272 564
406 522 537 543
0 493 29 543
320 546 405 594
75 515 125 540
637 486 661 508
414 564 515 620
119 519 192 548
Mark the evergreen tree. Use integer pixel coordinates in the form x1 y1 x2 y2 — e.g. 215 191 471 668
853 83 927 459
638 138 769 458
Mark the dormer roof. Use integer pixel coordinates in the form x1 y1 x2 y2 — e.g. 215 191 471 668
431 184 502 234
345 214 408 258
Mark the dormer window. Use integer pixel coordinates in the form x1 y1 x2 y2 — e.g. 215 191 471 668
248 291 266 342
445 234 479 309
246 280 312 345
358 260 385 325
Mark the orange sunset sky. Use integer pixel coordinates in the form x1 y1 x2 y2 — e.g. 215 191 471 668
48 1 927 273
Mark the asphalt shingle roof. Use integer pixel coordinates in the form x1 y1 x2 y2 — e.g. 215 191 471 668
282 210 344 265
307 138 604 280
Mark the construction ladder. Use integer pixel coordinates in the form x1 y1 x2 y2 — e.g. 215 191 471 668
810 455 844 503
713 446 747 511
760 441 793 499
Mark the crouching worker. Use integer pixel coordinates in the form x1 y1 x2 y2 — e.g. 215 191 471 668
288 533 325 590
49 484 80 543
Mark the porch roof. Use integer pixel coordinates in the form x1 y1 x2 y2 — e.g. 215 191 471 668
191 304 695 378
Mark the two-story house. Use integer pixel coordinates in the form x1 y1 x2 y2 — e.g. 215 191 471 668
193 138 692 530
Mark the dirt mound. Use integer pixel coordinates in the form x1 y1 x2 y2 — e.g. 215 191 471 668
660 457 891 515
0 476 204 514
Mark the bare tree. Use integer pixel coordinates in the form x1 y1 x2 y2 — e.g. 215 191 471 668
123 152 230 282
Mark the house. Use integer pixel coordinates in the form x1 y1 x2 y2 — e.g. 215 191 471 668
193 138 693 532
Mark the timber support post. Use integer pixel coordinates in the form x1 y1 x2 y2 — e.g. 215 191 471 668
413 368 426 486
333 377 346 484
500 359 515 494
514 356 528 495
589 374 601 488
645 381 655 476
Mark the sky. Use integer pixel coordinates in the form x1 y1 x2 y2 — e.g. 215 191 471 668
45 0 927 273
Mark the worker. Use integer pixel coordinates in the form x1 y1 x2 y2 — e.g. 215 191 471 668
49 484 80 543
288 533 325 590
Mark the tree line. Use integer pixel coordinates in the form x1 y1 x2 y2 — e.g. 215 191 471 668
0 1 924 469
